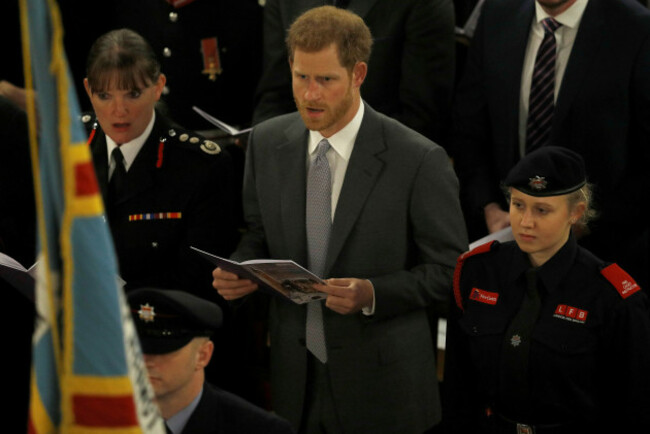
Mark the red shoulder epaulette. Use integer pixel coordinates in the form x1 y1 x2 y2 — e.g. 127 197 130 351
453 241 497 311
600 263 642 299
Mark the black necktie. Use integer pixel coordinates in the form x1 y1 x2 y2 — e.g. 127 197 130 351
526 18 562 152
499 268 541 416
108 147 126 204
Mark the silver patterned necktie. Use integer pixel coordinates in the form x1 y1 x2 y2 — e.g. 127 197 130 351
305 138 331 363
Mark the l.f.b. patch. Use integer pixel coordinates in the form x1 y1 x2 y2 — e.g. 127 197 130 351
469 288 499 305
554 304 588 324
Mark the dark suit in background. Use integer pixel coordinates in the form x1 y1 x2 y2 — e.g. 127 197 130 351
253 0 456 145
452 0 650 287
234 103 467 433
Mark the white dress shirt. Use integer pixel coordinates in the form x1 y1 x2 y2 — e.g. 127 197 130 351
106 111 156 178
307 101 364 221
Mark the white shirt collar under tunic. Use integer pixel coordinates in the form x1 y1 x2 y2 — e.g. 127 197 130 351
106 110 156 177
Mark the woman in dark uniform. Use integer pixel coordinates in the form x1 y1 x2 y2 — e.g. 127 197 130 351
83 28 238 298
444 146 650 433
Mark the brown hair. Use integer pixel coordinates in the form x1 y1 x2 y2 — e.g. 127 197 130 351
286 6 372 71
86 29 161 93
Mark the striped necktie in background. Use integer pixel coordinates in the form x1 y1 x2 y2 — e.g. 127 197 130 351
526 17 562 153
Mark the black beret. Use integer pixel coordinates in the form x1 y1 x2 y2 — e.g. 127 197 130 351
127 288 222 355
504 146 586 197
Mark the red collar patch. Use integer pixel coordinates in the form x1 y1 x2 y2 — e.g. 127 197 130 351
469 288 499 305
554 304 588 324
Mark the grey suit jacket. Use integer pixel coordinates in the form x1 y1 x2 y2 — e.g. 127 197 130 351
233 103 468 433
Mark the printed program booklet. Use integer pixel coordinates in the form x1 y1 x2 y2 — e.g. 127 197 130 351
191 246 327 304
0 252 36 301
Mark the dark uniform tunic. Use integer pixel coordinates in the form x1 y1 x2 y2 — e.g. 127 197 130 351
182 383 295 434
444 234 650 433
85 112 238 300
111 0 264 131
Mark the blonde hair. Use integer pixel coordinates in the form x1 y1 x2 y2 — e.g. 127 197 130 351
567 183 598 229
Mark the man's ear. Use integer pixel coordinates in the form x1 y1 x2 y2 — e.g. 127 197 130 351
195 339 214 370
352 62 368 88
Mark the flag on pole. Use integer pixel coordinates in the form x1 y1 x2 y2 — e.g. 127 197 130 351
20 0 165 432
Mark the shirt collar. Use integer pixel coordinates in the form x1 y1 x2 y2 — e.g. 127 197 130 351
308 100 364 162
106 110 156 171
535 0 588 29
504 232 577 294
536 232 578 294
165 386 203 434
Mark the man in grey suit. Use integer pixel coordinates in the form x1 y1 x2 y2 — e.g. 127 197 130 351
213 6 467 434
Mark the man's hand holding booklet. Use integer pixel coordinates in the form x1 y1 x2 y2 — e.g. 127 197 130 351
191 246 327 304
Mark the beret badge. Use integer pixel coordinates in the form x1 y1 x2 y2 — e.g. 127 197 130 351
138 303 156 323
528 176 548 191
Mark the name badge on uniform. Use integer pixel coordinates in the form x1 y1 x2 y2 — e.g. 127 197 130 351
469 288 499 305
201 37 222 81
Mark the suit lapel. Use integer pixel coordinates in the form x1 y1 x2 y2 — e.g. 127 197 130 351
278 117 309 266
182 384 219 434
552 0 605 137
502 1 536 153
325 104 385 276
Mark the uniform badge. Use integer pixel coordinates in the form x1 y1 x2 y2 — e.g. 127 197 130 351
601 264 641 299
510 334 522 347
200 140 221 155
138 303 156 322
81 114 92 123
554 304 588 324
168 129 177 137
179 133 189 142
528 176 547 191
189 136 200 144
469 288 499 305
201 37 222 81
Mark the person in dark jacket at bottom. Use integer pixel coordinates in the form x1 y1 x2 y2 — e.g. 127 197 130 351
128 288 295 434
